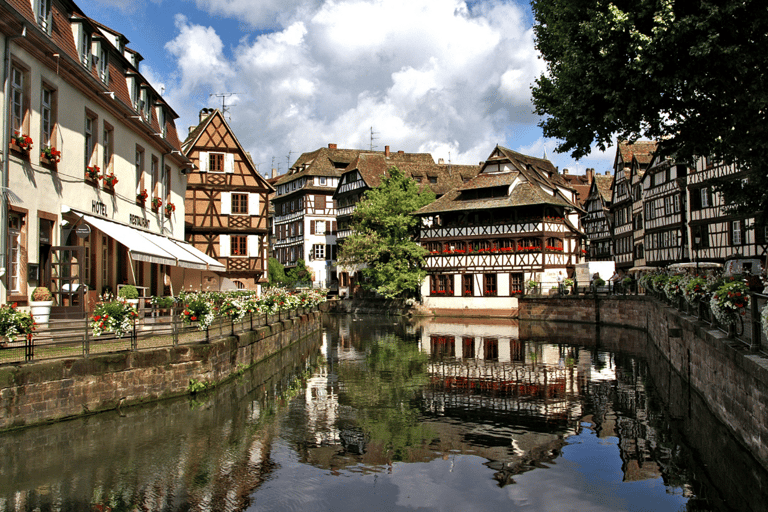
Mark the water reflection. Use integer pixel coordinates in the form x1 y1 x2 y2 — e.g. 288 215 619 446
0 316 765 511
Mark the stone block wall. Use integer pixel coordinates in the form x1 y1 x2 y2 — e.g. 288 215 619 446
0 312 320 431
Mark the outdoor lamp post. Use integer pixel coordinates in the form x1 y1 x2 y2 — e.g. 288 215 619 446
694 234 701 275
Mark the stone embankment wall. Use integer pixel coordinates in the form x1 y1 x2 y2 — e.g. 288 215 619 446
0 311 321 431
519 296 768 471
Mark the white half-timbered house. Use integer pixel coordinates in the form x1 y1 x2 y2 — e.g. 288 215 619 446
630 158 648 268
582 174 614 261
688 157 766 267
642 155 687 266
412 146 583 312
610 141 657 270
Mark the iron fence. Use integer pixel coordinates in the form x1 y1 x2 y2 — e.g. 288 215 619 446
0 304 314 367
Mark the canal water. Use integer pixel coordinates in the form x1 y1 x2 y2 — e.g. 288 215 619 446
0 315 765 511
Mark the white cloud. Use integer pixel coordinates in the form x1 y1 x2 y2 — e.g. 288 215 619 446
162 0 551 173
189 0 321 30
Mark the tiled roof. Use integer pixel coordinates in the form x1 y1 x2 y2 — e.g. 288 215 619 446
274 147 366 185
617 140 658 167
593 175 614 202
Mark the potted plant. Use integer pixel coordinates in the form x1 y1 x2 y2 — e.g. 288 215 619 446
90 300 139 338
165 202 175 216
564 277 574 295
0 303 35 345
11 132 33 152
526 279 538 295
86 165 101 181
41 146 61 164
137 189 148 206
29 286 54 324
118 284 140 308
151 197 162 211
101 173 118 188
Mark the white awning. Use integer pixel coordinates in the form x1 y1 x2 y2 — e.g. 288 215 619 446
140 231 209 270
171 240 226 271
80 214 177 267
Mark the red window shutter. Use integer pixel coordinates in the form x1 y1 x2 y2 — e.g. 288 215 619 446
310 221 315 234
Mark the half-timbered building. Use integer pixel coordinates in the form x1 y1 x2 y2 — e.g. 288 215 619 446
333 147 478 296
641 155 687 267
582 174 614 261
412 146 583 312
687 157 766 267
610 141 657 270
630 157 648 268
0 0 225 316
182 109 274 291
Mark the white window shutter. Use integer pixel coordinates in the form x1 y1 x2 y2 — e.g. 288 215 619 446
221 192 231 215
198 151 208 173
249 192 260 215
248 235 258 257
219 234 230 257
225 153 235 173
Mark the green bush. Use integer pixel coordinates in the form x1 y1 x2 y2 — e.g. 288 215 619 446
118 285 139 299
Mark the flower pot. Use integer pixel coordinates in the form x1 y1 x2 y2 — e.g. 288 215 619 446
29 300 54 324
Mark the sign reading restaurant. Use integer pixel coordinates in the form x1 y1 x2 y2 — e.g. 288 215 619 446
129 214 150 229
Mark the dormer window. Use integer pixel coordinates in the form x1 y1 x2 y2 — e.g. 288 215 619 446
97 45 109 83
130 78 140 111
79 28 91 67
37 0 52 33
157 107 166 137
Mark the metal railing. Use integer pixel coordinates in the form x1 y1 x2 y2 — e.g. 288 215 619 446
0 304 316 367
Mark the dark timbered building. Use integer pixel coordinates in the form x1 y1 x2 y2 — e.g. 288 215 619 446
641 154 687 267
582 174 614 261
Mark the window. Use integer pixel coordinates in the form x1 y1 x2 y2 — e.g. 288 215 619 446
141 89 151 122
316 220 326 234
150 155 159 197
164 165 171 205
135 147 145 195
209 153 224 172
313 244 325 260
10 66 25 136
157 107 166 138
131 79 140 111
428 176 438 184
318 177 327 186
510 273 523 294
102 236 109 286
232 193 248 214
41 85 55 148
8 213 23 293
462 274 473 297
84 113 97 168
484 274 497 297
430 274 453 295
231 235 247 256
37 0 52 32
97 45 109 83
103 124 113 171
731 220 745 246
79 27 91 66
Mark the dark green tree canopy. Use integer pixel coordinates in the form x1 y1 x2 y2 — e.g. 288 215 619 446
338 166 436 298
532 0 768 222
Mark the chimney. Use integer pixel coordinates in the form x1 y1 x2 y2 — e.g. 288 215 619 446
398 150 404 155
562 168 569 175
586 168 594 183
385 145 390 157
271 168 277 179
199 108 211 123
438 158 445 165
328 143 337 149
605 170 611 175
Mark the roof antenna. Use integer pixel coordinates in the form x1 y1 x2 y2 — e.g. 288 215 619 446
209 92 240 120
370 126 379 151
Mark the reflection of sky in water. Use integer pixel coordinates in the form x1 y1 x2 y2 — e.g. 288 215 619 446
249 422 688 512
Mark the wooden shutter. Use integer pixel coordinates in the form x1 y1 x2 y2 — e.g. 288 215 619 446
249 193 260 215
247 235 258 257
332 221 337 234
220 192 231 215
219 234 230 257
225 153 235 173
325 244 330 261
198 151 209 173
310 221 315 234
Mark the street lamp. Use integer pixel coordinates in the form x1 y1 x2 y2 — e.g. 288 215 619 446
693 233 701 275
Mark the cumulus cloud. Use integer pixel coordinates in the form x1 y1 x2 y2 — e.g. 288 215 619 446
161 0 564 173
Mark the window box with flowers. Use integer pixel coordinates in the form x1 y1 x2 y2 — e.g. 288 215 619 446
101 173 118 190
10 133 33 156
137 189 148 206
40 146 61 166
709 280 750 327
151 197 162 212
165 202 176 216
86 165 101 183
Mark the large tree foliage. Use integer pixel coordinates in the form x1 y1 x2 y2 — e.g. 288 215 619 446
338 167 435 298
532 0 768 223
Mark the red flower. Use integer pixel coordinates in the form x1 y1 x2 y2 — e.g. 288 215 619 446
94 315 101 321
190 316 197 321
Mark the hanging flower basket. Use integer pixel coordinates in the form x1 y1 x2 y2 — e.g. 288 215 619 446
41 146 61 164
86 165 101 181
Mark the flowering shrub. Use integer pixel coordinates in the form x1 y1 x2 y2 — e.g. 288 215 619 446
664 275 686 301
91 300 138 338
684 276 708 305
219 296 246 322
181 293 215 330
651 274 669 292
710 280 750 326
41 146 61 163
0 303 35 341
12 133 33 151
86 165 100 181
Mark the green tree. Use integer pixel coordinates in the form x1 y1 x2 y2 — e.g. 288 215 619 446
338 166 435 298
531 0 768 223
267 257 287 287
286 259 312 286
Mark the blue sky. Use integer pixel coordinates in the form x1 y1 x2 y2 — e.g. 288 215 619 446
84 0 616 178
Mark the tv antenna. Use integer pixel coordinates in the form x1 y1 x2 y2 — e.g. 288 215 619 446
369 126 379 151
209 93 240 120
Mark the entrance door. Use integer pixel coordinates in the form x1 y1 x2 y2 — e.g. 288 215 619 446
46 246 85 319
